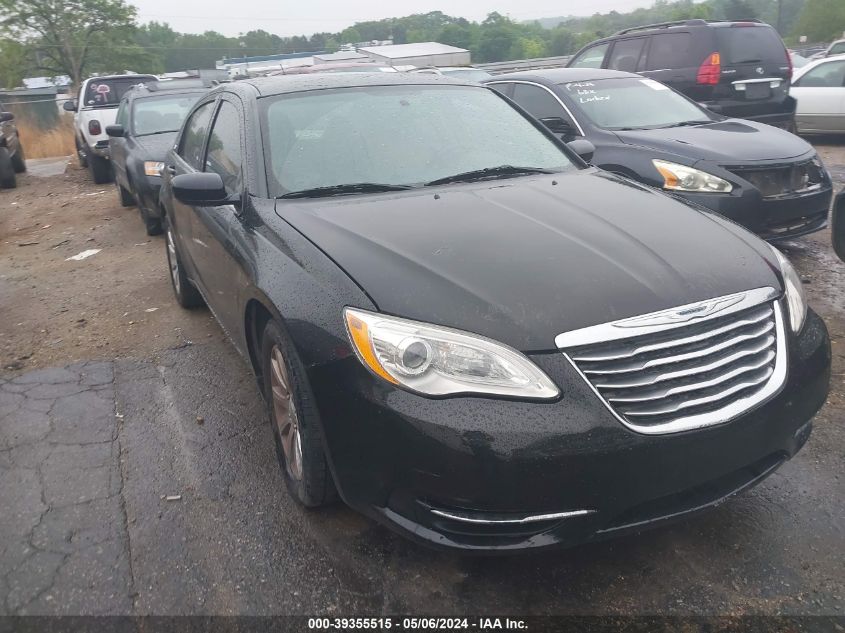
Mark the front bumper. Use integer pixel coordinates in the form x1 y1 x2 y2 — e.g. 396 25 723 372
307 309 830 552
673 162 833 242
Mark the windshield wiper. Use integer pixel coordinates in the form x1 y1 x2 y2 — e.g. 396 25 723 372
278 182 415 199
425 165 557 186
661 120 710 128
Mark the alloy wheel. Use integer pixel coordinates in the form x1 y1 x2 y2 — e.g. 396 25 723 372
270 345 303 480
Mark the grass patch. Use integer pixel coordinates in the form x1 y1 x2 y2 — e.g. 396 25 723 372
16 116 75 159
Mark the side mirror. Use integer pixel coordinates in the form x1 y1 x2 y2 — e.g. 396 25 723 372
62 100 77 112
832 190 845 263
0 112 13 123
567 139 595 163
105 124 125 138
172 172 230 206
540 117 574 136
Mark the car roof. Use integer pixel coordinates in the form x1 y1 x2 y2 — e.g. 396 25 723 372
240 72 476 97
485 68 640 84
793 53 845 80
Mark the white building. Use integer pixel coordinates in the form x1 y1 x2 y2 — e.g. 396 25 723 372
313 51 370 65
358 42 470 67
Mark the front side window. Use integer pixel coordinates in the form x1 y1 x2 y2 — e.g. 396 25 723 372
569 43 610 68
205 101 243 195
131 94 202 136
795 61 845 88
608 38 647 72
562 77 711 130
829 42 845 55
511 84 577 134
178 101 215 170
261 85 575 196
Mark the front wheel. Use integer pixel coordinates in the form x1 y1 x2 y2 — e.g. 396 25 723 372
0 147 17 189
88 153 112 184
261 319 336 507
10 145 26 173
117 181 134 207
164 216 204 309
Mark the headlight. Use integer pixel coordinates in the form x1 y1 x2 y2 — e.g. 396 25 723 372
343 308 560 400
653 159 733 193
144 161 164 177
770 246 807 333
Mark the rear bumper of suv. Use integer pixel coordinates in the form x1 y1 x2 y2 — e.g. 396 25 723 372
703 96 797 129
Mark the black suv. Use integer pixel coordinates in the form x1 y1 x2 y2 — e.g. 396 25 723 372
568 19 796 129
106 80 209 234
0 102 26 189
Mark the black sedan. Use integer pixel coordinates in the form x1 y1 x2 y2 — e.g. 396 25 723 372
484 69 833 242
159 73 830 552
106 80 207 234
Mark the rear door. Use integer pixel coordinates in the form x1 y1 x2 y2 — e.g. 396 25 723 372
715 25 791 106
606 37 648 73
792 59 845 132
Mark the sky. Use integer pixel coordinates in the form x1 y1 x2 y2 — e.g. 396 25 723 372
129 0 655 37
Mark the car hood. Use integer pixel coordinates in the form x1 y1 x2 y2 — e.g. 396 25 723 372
614 119 813 163
134 132 179 160
276 170 782 351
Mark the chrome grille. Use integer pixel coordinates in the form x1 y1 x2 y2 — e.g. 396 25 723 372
556 288 787 435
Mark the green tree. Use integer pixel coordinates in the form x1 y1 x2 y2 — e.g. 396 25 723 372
438 23 473 50
0 38 29 88
0 0 137 87
792 0 845 42
723 0 759 20
549 28 576 55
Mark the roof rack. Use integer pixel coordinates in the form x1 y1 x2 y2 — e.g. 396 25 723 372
613 19 708 35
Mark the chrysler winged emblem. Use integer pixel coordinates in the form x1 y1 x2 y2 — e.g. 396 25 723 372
613 293 746 329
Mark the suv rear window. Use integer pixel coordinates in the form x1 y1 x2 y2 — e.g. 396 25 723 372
83 77 155 108
716 27 786 64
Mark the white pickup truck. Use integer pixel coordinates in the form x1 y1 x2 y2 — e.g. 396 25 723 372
65 74 156 183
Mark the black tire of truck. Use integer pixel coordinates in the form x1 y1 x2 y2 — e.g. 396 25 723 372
88 153 112 184
0 147 17 189
10 144 26 173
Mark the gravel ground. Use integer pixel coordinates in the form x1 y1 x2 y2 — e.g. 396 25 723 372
0 143 843 617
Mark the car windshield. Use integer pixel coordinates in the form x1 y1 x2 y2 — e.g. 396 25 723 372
261 84 574 196
562 77 712 130
132 94 202 136
441 68 493 82
83 77 155 108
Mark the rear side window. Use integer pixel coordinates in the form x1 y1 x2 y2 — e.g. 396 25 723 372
608 38 647 72
645 33 693 70
570 43 610 68
178 101 215 170
716 27 786 64
83 77 155 108
795 61 845 88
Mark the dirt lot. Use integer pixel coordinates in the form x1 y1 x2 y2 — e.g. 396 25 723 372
0 160 222 372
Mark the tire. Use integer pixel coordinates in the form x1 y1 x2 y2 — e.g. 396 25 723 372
141 206 162 235
261 319 336 507
88 153 112 184
10 144 26 173
0 147 16 189
117 181 134 207
76 138 88 168
163 216 204 308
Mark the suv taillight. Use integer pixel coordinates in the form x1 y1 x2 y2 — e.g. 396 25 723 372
88 120 102 135
696 52 721 85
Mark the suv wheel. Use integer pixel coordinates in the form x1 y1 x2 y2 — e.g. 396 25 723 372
117 181 134 207
10 145 26 173
88 154 112 184
164 216 204 308
75 138 88 168
0 147 17 189
140 206 162 236
260 319 336 507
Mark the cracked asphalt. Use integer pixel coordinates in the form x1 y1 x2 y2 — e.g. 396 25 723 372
1 144 843 616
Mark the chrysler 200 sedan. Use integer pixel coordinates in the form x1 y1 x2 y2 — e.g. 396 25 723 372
159 74 831 552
